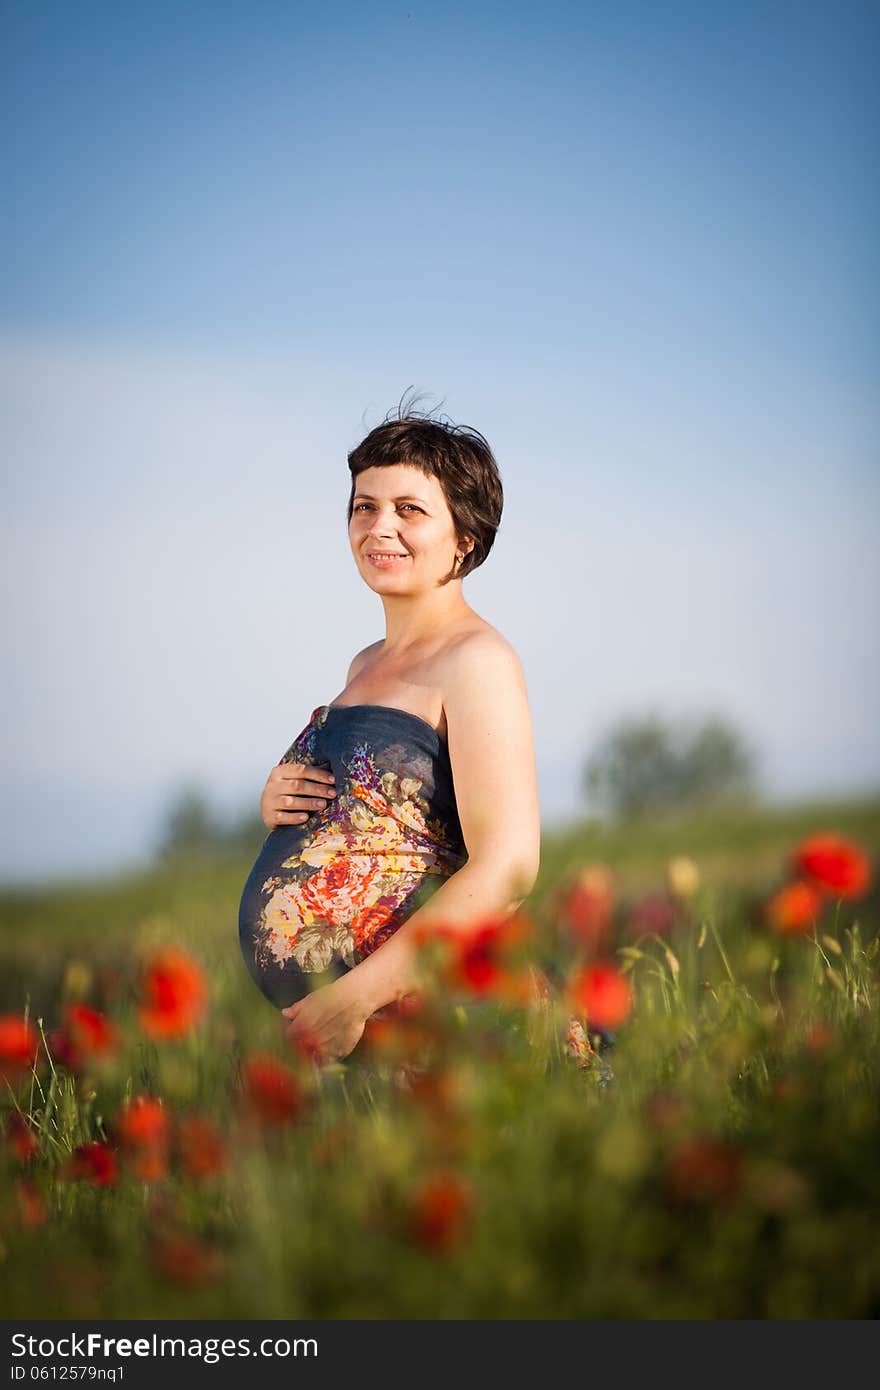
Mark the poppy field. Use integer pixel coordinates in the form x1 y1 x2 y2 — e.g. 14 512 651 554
1 795 878 1319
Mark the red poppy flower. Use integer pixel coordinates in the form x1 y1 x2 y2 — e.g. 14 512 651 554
0 1014 40 1085
114 1096 171 1183
358 1006 434 1065
559 865 614 953
359 1012 396 1054
65 1141 118 1187
624 892 676 940
64 1003 118 1058
407 1066 464 1117
176 1115 226 1179
135 1147 169 1181
567 962 632 1030
137 948 207 1040
285 1023 323 1066
6 1111 40 1162
15 1178 48 1228
665 1137 743 1205
409 1171 474 1253
456 931 504 994
805 1020 833 1053
397 990 425 1017
116 1096 170 1147
150 1229 225 1285
447 912 531 999
791 833 872 900
46 1027 83 1072
643 1090 689 1132
764 879 823 935
240 1053 305 1125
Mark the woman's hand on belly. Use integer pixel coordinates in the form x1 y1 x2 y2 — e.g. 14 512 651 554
281 972 369 1065
261 760 337 830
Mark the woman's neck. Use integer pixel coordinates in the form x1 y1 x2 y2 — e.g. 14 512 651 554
379 590 477 655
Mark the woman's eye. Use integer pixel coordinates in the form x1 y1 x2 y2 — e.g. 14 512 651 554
354 503 422 513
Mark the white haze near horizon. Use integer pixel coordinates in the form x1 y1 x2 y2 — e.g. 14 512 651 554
2 334 878 888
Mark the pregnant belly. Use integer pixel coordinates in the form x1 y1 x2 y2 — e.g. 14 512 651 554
238 828 448 1010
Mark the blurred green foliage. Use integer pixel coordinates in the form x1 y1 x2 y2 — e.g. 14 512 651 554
584 711 758 819
0 793 878 1318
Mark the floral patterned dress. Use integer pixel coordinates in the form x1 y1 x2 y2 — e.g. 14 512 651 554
238 703 468 1009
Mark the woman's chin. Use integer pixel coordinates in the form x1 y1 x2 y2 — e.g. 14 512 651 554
362 569 416 590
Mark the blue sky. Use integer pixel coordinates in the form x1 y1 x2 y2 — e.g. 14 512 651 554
2 0 878 884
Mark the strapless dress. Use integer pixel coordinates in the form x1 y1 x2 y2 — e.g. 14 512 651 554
238 702 469 1009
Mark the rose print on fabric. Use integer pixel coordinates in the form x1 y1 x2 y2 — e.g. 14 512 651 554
245 706 467 988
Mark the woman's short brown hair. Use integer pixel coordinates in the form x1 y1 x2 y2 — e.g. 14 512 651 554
346 389 504 584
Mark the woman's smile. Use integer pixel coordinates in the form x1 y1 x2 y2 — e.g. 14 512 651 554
366 552 411 568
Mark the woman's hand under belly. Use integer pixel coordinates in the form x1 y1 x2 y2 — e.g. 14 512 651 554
281 971 370 1064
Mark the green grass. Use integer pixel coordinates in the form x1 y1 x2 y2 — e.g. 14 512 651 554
1 793 878 1319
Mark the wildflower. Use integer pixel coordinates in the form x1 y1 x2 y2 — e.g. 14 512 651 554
48 1002 119 1074
444 911 532 1001
558 865 614 953
150 1229 225 1285
5 1111 40 1163
358 1004 435 1067
764 880 823 935
407 1065 463 1111
64 1003 118 1059
771 1076 800 1101
405 1070 473 1158
791 832 872 900
643 1090 689 1132
137 948 207 1040
176 1115 226 1179
665 1137 743 1205
804 1020 833 1053
567 962 632 1030
624 891 676 939
667 855 700 900
46 1027 83 1072
64 1141 118 1187
456 927 505 994
408 1171 474 1253
15 1178 48 1228
397 989 425 1017
0 1014 40 1086
133 1145 168 1182
240 1053 305 1125
116 1095 170 1147
114 1095 171 1182
62 958 94 998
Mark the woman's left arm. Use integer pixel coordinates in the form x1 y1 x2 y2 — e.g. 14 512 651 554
340 632 542 1015
282 633 541 1055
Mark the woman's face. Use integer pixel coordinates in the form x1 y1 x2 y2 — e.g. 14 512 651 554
349 464 468 591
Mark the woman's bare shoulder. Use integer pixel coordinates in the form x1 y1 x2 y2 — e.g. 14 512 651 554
447 618 520 661
441 621 527 699
346 640 384 684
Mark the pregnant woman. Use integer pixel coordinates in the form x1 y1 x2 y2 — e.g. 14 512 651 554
238 394 542 1064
